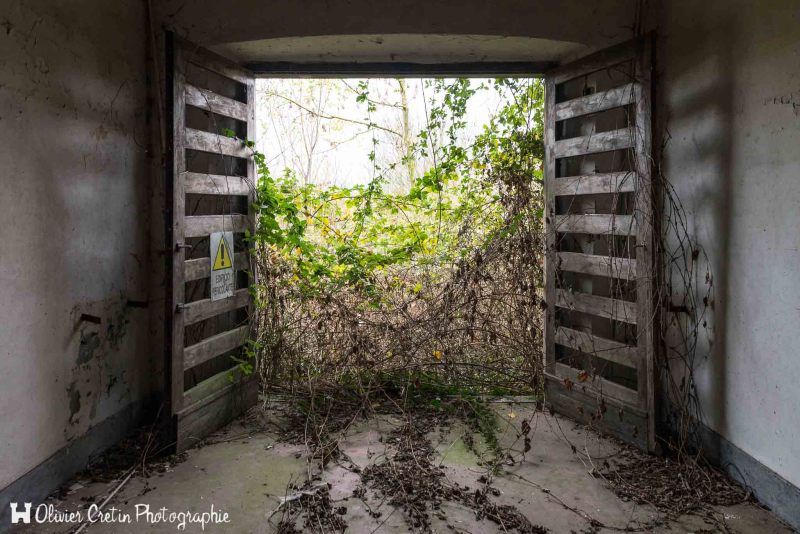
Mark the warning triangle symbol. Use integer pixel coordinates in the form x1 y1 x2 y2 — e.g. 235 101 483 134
212 237 233 271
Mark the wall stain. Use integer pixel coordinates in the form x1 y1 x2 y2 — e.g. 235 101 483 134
763 91 800 117
77 331 101 365
65 292 134 440
66 382 81 425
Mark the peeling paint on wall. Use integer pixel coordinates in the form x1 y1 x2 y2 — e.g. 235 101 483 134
763 91 800 117
77 332 101 366
65 293 135 440
66 382 81 425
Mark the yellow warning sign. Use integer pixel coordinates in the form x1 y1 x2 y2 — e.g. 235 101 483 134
212 236 233 271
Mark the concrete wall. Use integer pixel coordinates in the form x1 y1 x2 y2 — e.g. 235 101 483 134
0 0 158 494
658 0 800 512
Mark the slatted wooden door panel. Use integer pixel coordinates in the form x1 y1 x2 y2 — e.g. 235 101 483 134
166 34 258 452
543 39 655 451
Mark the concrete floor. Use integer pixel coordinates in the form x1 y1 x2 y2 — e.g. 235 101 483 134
13 402 794 533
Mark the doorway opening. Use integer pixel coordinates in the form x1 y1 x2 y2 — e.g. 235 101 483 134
148 36 761 534
250 76 545 407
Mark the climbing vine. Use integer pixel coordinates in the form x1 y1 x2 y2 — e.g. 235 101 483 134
243 78 546 395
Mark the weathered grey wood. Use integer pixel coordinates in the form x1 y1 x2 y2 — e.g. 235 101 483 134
544 37 656 452
179 36 251 85
554 326 638 368
632 38 656 436
185 214 249 237
181 365 246 410
183 366 241 410
544 375 647 449
185 84 248 122
554 214 636 236
177 372 258 452
183 289 250 326
551 40 637 85
184 325 249 371
553 127 634 159
554 83 639 121
244 68 258 350
184 172 251 196
552 172 636 197
170 35 187 414
183 128 250 158
184 251 248 282
170 35 258 453
544 75 557 372
557 251 637 280
553 362 638 405
556 289 637 325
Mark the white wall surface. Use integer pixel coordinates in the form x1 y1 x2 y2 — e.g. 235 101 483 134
658 0 800 488
0 0 157 489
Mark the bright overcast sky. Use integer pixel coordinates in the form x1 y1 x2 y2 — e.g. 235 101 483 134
255 78 512 188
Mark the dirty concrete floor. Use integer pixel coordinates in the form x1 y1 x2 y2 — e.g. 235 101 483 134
13 401 794 534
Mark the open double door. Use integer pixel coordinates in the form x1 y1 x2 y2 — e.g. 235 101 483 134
164 36 656 452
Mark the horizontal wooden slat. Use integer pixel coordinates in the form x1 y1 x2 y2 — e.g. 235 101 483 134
183 127 249 158
180 38 252 86
554 214 636 236
553 127 634 158
556 288 637 324
544 375 647 449
185 252 248 282
182 366 242 412
184 288 250 325
184 325 249 371
551 362 639 406
185 214 249 238
185 84 248 122
554 326 638 368
554 83 638 121
552 172 636 197
553 363 638 404
177 371 258 452
557 251 637 280
551 41 637 86
184 172 251 196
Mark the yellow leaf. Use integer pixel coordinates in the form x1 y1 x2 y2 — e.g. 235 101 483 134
432 350 442 360
507 412 517 419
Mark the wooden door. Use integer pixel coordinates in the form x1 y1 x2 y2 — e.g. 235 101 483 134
543 39 656 451
166 34 258 452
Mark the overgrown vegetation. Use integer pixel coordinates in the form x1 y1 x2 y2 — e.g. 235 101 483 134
245 78 545 397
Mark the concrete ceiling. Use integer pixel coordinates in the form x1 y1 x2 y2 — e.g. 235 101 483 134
209 34 588 66
156 0 649 68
